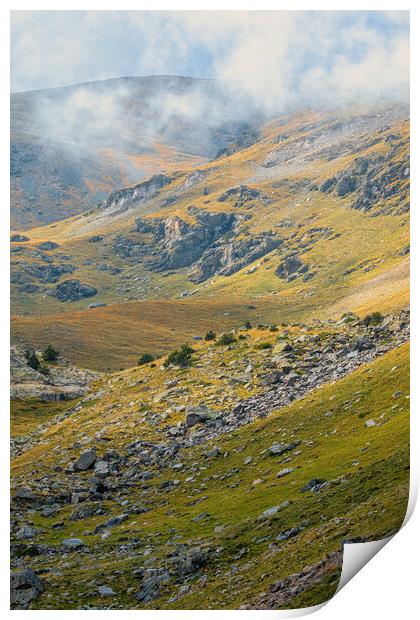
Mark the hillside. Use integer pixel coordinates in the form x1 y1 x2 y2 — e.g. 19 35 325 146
11 101 410 371
11 76 259 229
11 313 409 609
10 83 410 610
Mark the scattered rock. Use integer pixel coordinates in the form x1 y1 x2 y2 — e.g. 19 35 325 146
72 450 97 472
98 585 115 597
11 568 43 609
62 538 84 550
277 468 294 478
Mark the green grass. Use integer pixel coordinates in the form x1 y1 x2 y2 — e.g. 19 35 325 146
12 343 409 609
10 399 76 438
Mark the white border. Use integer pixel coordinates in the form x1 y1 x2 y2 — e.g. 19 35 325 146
2 3 417 619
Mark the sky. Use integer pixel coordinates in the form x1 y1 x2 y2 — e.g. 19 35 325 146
11 10 409 108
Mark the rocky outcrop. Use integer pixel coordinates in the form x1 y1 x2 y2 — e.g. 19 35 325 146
99 174 174 216
11 234 30 242
11 261 76 287
47 279 97 302
218 184 270 208
190 233 281 283
10 345 99 401
37 241 59 251
275 256 311 281
149 210 238 271
319 143 409 215
115 208 280 282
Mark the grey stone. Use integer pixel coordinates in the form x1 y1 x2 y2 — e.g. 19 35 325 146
277 468 294 478
98 585 115 596
73 449 97 471
62 538 84 549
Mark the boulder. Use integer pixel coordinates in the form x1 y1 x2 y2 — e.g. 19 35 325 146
10 568 43 609
15 525 36 540
98 585 115 597
269 441 300 456
94 460 111 478
50 279 98 302
72 449 97 472
62 538 84 550
37 241 59 251
300 478 327 493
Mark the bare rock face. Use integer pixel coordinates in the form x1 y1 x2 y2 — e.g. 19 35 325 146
191 233 281 283
99 174 174 216
150 210 238 271
10 345 98 401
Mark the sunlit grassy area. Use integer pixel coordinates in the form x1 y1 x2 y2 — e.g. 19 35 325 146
11 343 409 609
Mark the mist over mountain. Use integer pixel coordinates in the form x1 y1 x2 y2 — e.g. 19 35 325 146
11 76 265 229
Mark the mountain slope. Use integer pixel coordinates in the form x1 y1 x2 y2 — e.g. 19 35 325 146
11 317 409 609
11 102 409 370
11 76 260 229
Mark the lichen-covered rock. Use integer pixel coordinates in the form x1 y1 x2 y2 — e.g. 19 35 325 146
11 568 43 609
218 184 269 208
49 279 97 302
275 256 308 281
72 449 96 472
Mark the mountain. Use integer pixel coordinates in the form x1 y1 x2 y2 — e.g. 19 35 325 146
11 100 409 370
10 79 410 610
11 76 261 229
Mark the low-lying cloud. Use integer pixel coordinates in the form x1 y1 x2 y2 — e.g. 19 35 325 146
11 11 410 164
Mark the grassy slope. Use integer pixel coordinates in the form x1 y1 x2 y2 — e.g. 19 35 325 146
11 341 409 609
11 399 77 438
11 111 409 370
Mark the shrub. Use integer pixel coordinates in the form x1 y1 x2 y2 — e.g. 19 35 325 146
164 343 194 368
43 344 59 362
138 353 155 365
204 330 216 341
216 332 237 346
244 321 252 330
255 341 272 350
269 324 278 332
39 364 50 376
363 312 383 326
25 350 40 372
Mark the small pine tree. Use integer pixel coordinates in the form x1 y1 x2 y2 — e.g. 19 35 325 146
204 330 216 341
26 351 40 371
164 343 194 368
43 344 59 362
138 353 155 365
216 332 237 346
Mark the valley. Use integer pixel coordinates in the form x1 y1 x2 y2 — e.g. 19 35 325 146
10 78 410 610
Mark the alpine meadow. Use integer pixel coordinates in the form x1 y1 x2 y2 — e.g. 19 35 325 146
10 11 410 611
